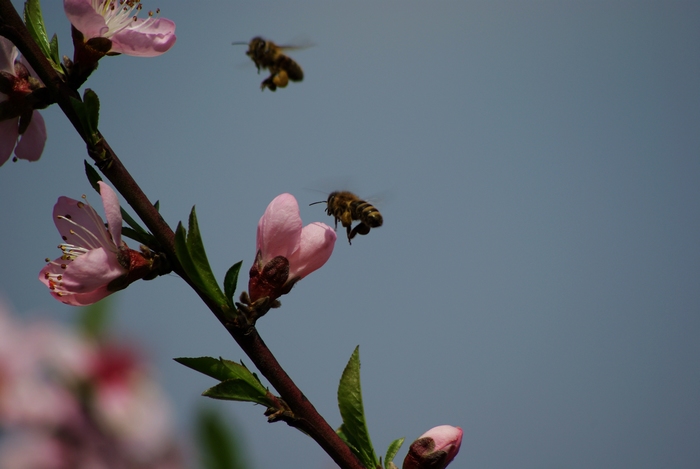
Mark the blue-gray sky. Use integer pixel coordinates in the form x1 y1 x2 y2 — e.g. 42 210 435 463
2 1 699 468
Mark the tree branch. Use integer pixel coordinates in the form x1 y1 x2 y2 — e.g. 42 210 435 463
0 2 365 468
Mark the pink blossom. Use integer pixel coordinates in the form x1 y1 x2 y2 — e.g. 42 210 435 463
403 425 463 469
248 193 336 303
39 182 145 306
0 37 47 166
64 0 176 57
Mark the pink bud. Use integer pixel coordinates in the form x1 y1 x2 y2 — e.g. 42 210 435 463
248 193 336 303
403 425 463 469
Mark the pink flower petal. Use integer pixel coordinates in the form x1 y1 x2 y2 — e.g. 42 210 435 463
52 196 115 252
110 18 177 57
288 222 336 279
0 37 17 73
0 118 19 166
257 193 302 264
63 0 109 38
59 247 126 291
97 181 122 246
55 284 114 307
14 111 46 162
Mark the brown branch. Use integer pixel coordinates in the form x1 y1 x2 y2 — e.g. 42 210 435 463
0 3 365 468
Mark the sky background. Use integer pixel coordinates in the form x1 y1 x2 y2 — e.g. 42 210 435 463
2 1 699 468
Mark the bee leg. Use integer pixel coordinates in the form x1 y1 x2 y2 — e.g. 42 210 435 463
261 76 277 91
350 223 371 241
345 225 353 245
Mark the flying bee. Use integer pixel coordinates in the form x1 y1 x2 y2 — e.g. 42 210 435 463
232 36 305 91
310 191 383 245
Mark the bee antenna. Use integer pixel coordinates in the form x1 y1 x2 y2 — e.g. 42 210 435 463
231 41 248 46
309 200 327 206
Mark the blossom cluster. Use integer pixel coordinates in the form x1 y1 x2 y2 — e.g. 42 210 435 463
0 299 184 469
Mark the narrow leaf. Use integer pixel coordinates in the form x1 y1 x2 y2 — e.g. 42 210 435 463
23 0 51 61
174 221 207 292
49 33 60 65
175 356 243 382
385 437 405 468
84 160 102 192
82 88 100 134
185 208 227 305
175 357 266 389
224 261 242 307
337 346 378 469
203 379 275 407
70 97 92 139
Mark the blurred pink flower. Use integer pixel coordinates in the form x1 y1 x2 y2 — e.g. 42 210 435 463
0 37 47 167
0 301 81 427
39 182 153 306
403 425 463 469
248 193 336 303
0 298 185 469
64 0 176 57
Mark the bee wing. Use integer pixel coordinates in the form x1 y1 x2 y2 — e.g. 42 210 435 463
277 35 315 52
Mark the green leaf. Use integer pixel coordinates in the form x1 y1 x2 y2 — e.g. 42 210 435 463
203 379 275 407
84 160 102 192
83 88 100 134
224 261 243 307
175 220 206 289
175 357 273 407
23 0 51 65
184 207 227 306
196 407 249 469
70 97 92 140
337 346 378 469
175 357 248 382
336 424 360 454
384 437 405 468
48 33 60 65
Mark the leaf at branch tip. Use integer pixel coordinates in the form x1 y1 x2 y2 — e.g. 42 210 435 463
337 346 379 469
185 207 227 306
224 261 243 309
384 437 405 468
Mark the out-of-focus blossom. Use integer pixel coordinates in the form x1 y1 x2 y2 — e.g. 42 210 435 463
248 193 336 304
403 425 463 469
39 182 156 306
64 0 176 57
0 37 47 167
0 297 186 469
89 343 174 460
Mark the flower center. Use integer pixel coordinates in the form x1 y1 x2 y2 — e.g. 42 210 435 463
92 0 163 37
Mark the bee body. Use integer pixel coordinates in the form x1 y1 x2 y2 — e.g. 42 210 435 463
244 37 304 91
320 191 383 244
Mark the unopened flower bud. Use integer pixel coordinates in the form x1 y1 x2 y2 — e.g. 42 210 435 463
403 425 463 469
